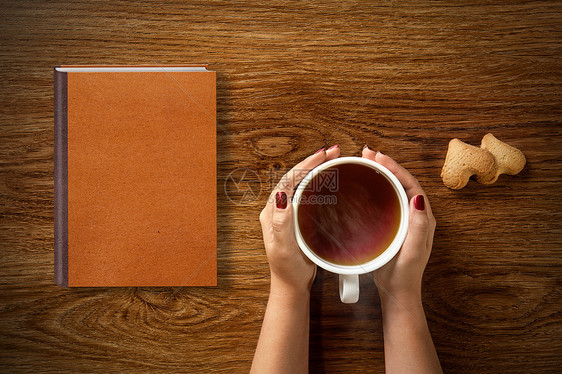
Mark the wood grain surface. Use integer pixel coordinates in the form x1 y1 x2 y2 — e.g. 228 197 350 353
1 1 561 373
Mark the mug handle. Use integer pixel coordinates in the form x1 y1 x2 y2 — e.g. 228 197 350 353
339 274 359 303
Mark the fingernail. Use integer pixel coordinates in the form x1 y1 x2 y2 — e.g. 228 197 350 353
363 144 370 150
314 147 325 154
328 144 339 150
414 195 425 211
276 191 287 209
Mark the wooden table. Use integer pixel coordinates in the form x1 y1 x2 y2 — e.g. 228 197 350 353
1 1 561 372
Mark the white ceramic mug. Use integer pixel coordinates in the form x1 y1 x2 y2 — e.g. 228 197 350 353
293 157 409 303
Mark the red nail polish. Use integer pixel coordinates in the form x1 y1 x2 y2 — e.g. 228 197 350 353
276 191 287 209
414 195 425 211
328 144 339 150
314 147 325 154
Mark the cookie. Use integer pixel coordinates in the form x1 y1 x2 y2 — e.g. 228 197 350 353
476 133 526 184
440 138 496 189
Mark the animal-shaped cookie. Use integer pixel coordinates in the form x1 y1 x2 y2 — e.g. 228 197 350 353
441 134 525 189
441 139 496 189
476 133 526 184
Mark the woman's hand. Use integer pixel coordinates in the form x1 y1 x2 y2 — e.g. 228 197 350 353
362 147 442 374
259 145 341 296
251 146 341 374
362 148 437 304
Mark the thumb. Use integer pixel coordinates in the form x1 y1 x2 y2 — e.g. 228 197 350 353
271 191 295 239
401 195 430 259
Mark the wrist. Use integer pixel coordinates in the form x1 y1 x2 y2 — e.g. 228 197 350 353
379 291 429 338
270 275 312 301
379 288 423 312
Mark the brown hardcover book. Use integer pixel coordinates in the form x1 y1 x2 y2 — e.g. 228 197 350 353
54 65 216 287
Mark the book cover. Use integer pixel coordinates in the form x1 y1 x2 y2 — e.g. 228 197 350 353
54 65 217 287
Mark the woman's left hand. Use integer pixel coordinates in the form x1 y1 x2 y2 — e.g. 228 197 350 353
259 145 341 296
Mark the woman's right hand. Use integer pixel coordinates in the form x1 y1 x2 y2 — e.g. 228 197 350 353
362 148 437 304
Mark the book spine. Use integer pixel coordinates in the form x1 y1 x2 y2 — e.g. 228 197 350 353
54 68 68 287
